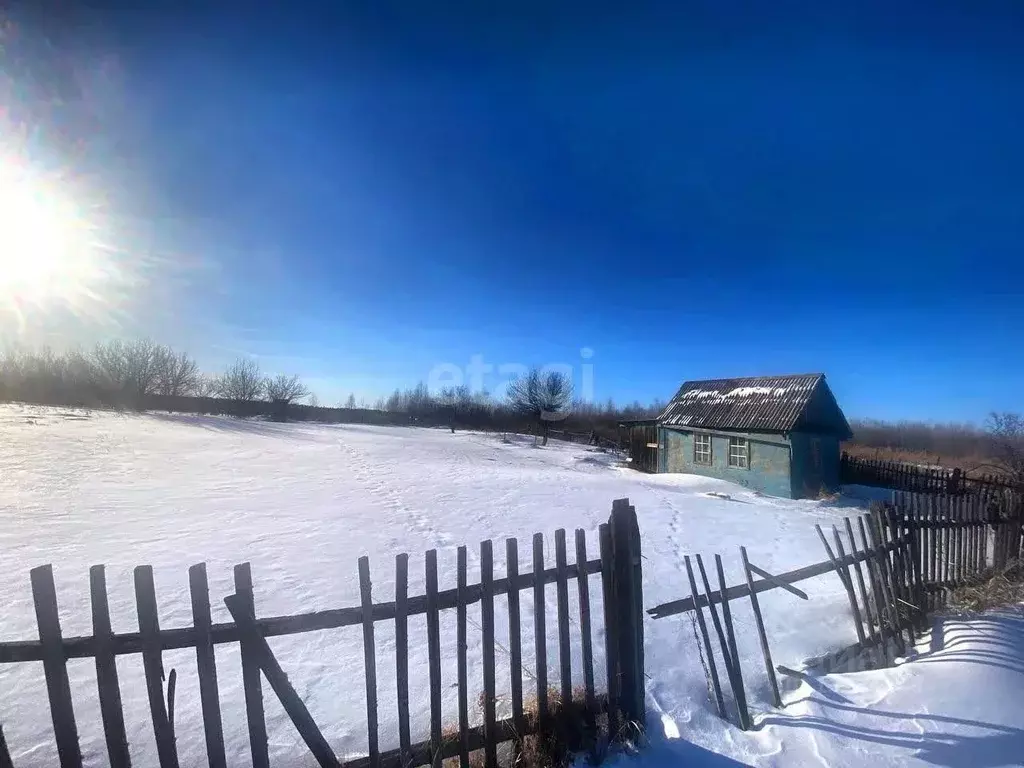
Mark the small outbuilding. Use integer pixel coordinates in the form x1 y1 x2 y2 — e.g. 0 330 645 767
654 373 851 499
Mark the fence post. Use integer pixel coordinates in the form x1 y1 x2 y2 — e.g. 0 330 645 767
608 498 645 731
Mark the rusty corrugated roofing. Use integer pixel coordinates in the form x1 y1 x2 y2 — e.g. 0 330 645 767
659 373 830 433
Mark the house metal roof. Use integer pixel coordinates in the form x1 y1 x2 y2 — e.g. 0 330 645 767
658 373 844 434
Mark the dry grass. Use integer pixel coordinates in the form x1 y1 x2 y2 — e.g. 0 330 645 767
950 559 1024 613
843 442 1001 474
439 687 613 768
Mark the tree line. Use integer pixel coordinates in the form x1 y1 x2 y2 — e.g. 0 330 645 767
0 341 310 406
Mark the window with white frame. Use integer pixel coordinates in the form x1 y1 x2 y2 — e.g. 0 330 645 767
694 433 712 464
728 437 749 468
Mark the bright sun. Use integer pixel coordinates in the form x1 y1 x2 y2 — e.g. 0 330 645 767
0 157 104 317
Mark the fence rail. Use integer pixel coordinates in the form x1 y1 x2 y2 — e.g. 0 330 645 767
0 501 647 768
840 452 1020 495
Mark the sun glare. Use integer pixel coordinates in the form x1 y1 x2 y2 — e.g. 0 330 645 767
0 154 114 325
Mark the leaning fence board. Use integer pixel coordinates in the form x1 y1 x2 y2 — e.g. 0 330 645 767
695 554 739 717
234 564 268 768
574 529 597 715
683 556 725 718
599 523 619 738
841 519 875 651
456 547 470 768
31 565 82 768
715 555 749 731
532 533 549 723
554 529 573 705
90 565 130 768
0 723 12 768
505 539 525 743
740 547 780 708
857 516 890 666
425 550 442 768
134 566 179 768
358 557 380 768
394 554 411 760
223 594 338 768
746 563 808 601
815 526 867 649
480 540 498 768
189 563 226 768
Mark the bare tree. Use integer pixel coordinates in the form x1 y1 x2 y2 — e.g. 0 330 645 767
308 393 320 408
987 412 1024 485
92 339 165 397
193 374 220 398
155 349 200 396
219 357 264 401
345 393 357 409
506 367 574 445
263 373 310 403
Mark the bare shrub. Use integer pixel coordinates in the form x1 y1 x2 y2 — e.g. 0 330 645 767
218 357 264 401
263 373 310 403
506 368 573 446
155 349 200 396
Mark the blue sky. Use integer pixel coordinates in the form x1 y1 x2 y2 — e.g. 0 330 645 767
7 1 1024 420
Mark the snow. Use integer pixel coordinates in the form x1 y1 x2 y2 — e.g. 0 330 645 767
679 387 791 402
620 606 1024 768
1 404 1020 768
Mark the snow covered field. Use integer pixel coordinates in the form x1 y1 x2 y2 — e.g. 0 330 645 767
0 404 1021 767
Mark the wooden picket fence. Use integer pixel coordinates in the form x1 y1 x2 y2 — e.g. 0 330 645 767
840 452 1020 496
648 489 1024 729
0 501 646 768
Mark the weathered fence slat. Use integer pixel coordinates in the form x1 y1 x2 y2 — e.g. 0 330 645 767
683 556 725 718
358 556 380 768
554 529 573 705
394 553 411 760
0 723 13 768
599 523 619 738
189 564 226 768
746 562 808 601
456 547 470 768
715 554 749 731
816 526 867 649
532 532 549 723
31 565 82 768
234 564 268 768
134 566 179 768
90 565 130 768
574 529 597 716
865 515 907 655
740 547 780 708
609 499 644 729
480 540 498 768
856 516 890 665
842 518 875 651
424 549 442 768
505 539 525 746
223 594 338 768
695 554 739 720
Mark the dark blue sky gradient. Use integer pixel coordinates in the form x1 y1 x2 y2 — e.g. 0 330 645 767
12 1 1024 418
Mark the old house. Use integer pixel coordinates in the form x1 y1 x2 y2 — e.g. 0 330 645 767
655 373 851 498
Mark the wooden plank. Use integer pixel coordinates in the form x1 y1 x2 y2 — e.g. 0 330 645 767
857 517 890 666
815 526 867 648
683 556 725 718
554 529 573 705
715 555 749 731
358 557 380 768
189 563 226 768
0 723 13 768
647 540 903 619
480 540 498 768
234 564 268 768
532 532 549 723
866 515 907 655
90 565 130 768
695 554 739 712
425 549 442 768
842 518 875 646
223 594 339 767
599 523 619 738
574 530 597 716
740 547 781 708
134 566 179 768
747 562 808 601
929 495 938 587
394 553 411 760
0 560 609 665
30 565 82 768
456 546 470 768
505 539 525 742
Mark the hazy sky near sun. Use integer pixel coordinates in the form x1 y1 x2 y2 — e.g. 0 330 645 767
2 1 1023 419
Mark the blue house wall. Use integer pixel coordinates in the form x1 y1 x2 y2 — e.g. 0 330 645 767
789 433 842 498
659 427 794 498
